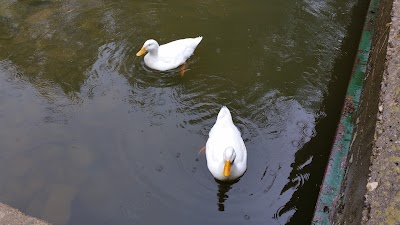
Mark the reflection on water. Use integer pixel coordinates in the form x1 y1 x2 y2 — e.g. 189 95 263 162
0 0 367 224
216 179 237 212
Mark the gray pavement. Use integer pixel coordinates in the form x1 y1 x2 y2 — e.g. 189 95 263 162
362 0 400 224
0 203 50 225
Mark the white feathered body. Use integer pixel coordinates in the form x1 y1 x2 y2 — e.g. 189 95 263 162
206 106 247 181
144 37 202 71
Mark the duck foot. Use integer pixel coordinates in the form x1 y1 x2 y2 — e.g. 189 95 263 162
180 63 186 77
198 145 206 155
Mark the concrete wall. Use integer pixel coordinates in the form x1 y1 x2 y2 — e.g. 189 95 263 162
334 0 394 224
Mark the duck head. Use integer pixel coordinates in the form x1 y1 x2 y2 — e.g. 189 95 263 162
223 147 236 177
136 39 159 56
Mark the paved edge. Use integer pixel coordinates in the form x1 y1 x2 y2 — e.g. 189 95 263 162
362 0 400 223
332 0 394 223
0 203 51 225
311 0 381 224
311 0 398 223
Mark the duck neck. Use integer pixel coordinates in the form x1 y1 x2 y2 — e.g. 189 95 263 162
147 46 159 57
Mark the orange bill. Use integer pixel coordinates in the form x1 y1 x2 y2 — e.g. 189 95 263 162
223 160 231 177
136 47 147 56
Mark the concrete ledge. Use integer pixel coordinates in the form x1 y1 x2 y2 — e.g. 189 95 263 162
362 0 400 223
312 0 396 224
312 0 382 223
0 203 50 225
335 0 394 224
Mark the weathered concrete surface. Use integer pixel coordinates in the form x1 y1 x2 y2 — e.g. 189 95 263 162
362 0 400 223
0 203 50 225
331 0 394 224
327 0 398 224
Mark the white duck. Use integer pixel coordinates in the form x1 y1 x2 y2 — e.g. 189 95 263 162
205 106 247 181
136 36 203 76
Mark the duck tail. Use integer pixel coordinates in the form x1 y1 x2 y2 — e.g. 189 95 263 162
217 106 233 123
194 36 203 45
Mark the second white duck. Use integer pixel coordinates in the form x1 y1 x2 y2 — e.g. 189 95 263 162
136 37 202 76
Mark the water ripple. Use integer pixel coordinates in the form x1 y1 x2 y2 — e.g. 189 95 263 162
292 172 311 189
273 205 296 225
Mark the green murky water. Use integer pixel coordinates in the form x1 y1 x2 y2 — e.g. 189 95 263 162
0 0 368 224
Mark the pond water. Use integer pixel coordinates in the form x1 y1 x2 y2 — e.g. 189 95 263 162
0 0 368 224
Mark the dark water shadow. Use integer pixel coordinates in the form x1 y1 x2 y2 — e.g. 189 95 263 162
215 178 239 212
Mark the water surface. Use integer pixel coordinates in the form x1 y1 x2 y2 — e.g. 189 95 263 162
0 0 367 224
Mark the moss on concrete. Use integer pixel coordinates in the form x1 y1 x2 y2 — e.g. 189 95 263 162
331 0 398 224
362 0 400 223
334 0 394 225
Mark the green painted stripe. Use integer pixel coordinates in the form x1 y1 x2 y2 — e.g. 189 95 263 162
312 0 379 224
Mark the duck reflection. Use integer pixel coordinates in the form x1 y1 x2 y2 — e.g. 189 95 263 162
215 179 238 211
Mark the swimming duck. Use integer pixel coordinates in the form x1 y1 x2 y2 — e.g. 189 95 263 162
205 106 247 181
136 36 203 76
